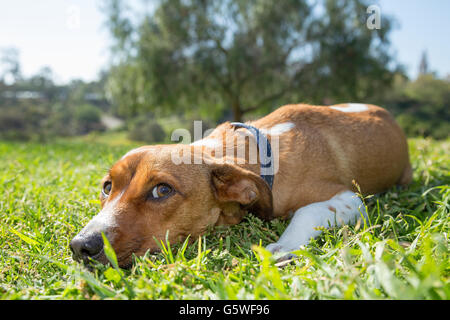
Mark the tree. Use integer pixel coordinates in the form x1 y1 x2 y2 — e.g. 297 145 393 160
104 0 397 122
28 66 59 101
384 73 450 139
1 47 22 84
302 0 397 104
418 50 429 76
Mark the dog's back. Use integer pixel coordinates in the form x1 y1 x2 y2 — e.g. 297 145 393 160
249 103 412 217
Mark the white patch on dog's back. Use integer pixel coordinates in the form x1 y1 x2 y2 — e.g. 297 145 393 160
260 122 295 136
330 103 369 113
190 138 221 149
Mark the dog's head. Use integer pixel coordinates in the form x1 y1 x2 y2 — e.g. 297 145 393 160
70 144 273 268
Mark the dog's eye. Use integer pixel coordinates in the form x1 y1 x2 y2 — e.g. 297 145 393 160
102 181 112 197
151 183 173 199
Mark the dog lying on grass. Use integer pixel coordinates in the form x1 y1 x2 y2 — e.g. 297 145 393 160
70 103 412 268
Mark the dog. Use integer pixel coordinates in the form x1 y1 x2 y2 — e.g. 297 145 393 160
70 103 412 268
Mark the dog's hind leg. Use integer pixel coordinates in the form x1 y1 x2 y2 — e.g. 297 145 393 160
397 162 413 186
266 190 368 259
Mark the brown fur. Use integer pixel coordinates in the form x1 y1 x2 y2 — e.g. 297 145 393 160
87 103 411 267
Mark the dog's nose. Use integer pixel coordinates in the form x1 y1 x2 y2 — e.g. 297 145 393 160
70 233 104 261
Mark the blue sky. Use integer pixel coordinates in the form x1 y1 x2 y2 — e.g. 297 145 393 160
1 0 449 84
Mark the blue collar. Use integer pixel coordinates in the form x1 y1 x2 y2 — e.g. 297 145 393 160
230 122 274 189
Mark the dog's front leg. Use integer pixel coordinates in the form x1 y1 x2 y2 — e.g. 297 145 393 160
266 191 368 259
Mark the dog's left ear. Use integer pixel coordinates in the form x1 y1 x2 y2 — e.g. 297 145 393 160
210 163 273 220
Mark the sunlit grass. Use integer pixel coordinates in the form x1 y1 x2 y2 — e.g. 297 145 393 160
0 137 448 299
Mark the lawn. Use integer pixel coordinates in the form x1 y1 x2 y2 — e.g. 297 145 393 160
0 136 448 299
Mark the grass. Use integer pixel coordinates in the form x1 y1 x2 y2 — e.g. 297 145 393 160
0 136 448 299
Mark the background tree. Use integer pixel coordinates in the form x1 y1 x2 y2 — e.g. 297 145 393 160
0 50 109 141
385 73 450 139
302 0 397 104
418 50 429 76
1 48 22 84
104 0 398 122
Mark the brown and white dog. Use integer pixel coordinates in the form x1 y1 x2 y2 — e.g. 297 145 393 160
70 103 412 268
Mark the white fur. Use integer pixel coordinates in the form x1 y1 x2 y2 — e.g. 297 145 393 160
259 122 295 136
190 138 221 149
191 122 295 150
266 191 368 256
330 103 369 113
81 191 124 241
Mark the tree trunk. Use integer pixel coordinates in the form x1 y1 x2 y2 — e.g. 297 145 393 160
231 98 242 122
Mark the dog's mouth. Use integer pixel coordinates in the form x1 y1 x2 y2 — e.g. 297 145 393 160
72 246 150 270
71 234 163 270
71 249 107 269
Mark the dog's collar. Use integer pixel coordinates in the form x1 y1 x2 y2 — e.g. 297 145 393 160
230 122 274 189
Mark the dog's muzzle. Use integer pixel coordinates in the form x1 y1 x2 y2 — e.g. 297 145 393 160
70 232 104 263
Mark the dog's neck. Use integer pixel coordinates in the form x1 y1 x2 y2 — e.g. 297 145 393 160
208 122 267 178
229 122 274 189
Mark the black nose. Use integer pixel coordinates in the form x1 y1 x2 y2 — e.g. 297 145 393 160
70 233 104 261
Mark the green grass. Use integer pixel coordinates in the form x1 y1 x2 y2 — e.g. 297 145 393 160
0 137 448 299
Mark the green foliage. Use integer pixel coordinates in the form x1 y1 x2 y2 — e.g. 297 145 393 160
386 74 450 139
0 102 106 141
73 104 103 134
0 102 48 141
302 0 397 103
128 115 167 143
0 57 110 141
104 0 396 121
0 137 448 299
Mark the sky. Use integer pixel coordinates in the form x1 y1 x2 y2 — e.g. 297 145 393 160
1 0 449 84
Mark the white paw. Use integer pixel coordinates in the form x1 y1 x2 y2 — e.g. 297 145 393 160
265 243 298 262
265 242 284 254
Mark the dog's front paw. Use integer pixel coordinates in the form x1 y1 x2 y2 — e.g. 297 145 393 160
265 242 284 254
265 243 298 262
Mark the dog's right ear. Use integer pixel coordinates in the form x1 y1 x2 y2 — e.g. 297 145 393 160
209 162 273 220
